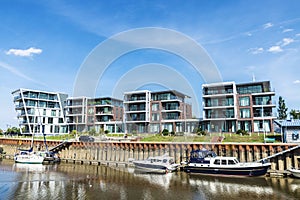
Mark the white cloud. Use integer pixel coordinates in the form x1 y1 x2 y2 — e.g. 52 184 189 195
249 47 264 54
268 46 283 53
263 22 273 29
282 38 294 46
296 33 300 37
283 28 293 33
293 80 300 84
6 47 42 57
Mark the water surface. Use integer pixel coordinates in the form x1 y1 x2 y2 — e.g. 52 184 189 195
0 159 299 200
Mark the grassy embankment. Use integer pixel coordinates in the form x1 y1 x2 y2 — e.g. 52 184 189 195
140 133 281 143
1 132 281 143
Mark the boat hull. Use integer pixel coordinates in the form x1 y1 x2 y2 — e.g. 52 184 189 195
14 155 44 164
184 165 270 177
133 161 178 173
288 168 300 178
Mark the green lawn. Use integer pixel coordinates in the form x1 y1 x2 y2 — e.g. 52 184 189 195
1 133 281 143
141 133 280 143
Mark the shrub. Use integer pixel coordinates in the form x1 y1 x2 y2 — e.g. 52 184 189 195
170 131 175 136
236 129 249 136
104 130 110 134
199 130 207 136
193 127 202 134
162 129 169 136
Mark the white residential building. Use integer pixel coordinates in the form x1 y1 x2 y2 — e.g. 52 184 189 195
12 88 68 135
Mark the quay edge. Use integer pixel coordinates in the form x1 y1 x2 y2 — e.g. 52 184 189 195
1 138 300 176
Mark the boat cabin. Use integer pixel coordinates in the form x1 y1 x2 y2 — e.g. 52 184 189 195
212 157 239 166
147 157 175 164
189 149 217 163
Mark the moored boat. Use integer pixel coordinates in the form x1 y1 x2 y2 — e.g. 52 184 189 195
182 149 271 177
287 168 300 178
14 148 44 164
132 154 179 173
39 151 61 163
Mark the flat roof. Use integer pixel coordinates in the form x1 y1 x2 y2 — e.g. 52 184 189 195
274 119 300 127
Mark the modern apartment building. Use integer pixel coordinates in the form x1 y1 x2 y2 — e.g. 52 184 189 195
202 81 276 133
124 90 196 133
65 97 123 133
65 97 88 133
87 97 123 133
12 88 68 135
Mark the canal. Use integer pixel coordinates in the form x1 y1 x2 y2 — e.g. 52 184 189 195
0 159 300 200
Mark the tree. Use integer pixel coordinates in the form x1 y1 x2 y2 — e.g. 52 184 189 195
278 96 288 119
290 109 300 119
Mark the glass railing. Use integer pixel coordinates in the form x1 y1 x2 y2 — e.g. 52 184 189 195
163 106 180 110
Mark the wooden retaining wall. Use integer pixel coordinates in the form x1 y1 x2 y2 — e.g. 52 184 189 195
1 138 300 172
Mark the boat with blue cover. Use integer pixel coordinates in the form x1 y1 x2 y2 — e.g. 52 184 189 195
182 149 271 177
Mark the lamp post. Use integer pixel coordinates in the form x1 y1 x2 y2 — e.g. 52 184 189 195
262 101 265 143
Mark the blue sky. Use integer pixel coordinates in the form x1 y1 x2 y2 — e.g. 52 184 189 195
1 0 300 129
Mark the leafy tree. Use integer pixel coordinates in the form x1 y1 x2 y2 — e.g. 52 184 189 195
0 129 3 135
278 96 288 119
290 109 300 119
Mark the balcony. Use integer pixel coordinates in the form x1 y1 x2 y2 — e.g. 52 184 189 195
13 95 22 101
95 111 114 116
252 101 276 107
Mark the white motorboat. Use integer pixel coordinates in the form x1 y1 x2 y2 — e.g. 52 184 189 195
132 154 179 173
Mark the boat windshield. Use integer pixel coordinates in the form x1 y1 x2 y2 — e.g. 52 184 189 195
191 150 217 159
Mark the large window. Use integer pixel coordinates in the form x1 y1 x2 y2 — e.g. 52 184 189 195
152 103 159 111
152 113 160 121
164 102 179 110
240 108 250 118
150 124 160 133
239 96 250 106
253 96 271 105
237 85 262 94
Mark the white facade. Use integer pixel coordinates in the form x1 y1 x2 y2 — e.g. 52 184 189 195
12 88 68 135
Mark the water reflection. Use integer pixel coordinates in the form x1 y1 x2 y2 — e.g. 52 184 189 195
0 159 299 200
127 167 174 190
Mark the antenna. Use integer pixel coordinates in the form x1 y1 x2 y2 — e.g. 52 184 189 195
252 73 256 82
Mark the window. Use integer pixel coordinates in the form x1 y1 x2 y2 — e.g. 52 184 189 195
38 101 46 107
152 113 159 121
51 110 56 116
48 118 53 124
253 96 271 105
221 160 227 165
88 108 94 114
214 159 220 165
239 96 250 106
240 109 250 118
228 160 236 165
152 103 159 111
237 85 262 94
